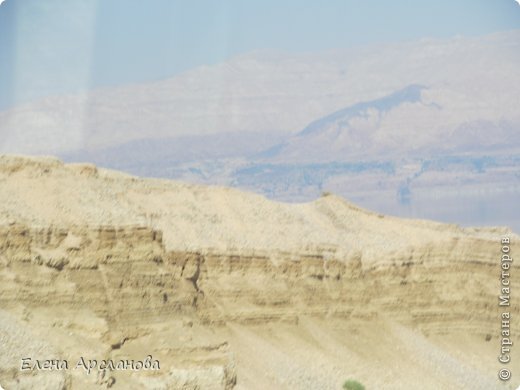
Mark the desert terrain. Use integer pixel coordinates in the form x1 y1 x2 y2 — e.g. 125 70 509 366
0 155 518 389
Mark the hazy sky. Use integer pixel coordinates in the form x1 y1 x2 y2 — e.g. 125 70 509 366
0 0 519 110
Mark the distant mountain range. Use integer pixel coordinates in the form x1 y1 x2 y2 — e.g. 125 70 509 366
1 30 519 230
1 30 519 155
259 84 519 162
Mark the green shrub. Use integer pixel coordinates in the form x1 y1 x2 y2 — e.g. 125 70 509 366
343 379 365 390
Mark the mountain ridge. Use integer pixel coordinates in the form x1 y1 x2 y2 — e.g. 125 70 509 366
0 155 517 389
1 31 519 155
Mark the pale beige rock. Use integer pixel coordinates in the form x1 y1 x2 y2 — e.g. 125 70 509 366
0 155 518 389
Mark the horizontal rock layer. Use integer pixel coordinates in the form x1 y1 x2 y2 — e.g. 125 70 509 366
0 156 518 389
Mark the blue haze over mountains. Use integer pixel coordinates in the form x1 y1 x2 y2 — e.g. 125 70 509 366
1 31 519 232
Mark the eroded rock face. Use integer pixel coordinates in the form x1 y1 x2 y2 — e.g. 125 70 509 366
0 156 518 389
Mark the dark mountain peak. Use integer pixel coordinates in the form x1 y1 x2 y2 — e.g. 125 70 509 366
298 84 427 137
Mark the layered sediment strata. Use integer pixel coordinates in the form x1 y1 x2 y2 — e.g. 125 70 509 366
0 155 518 389
0 223 507 328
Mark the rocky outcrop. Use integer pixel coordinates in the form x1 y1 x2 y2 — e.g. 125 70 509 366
0 223 508 328
0 156 518 389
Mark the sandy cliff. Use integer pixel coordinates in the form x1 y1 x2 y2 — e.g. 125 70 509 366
0 155 518 389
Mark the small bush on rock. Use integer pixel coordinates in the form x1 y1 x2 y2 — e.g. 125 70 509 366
343 379 365 390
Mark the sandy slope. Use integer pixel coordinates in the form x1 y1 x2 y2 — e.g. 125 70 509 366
0 155 507 258
0 155 518 389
